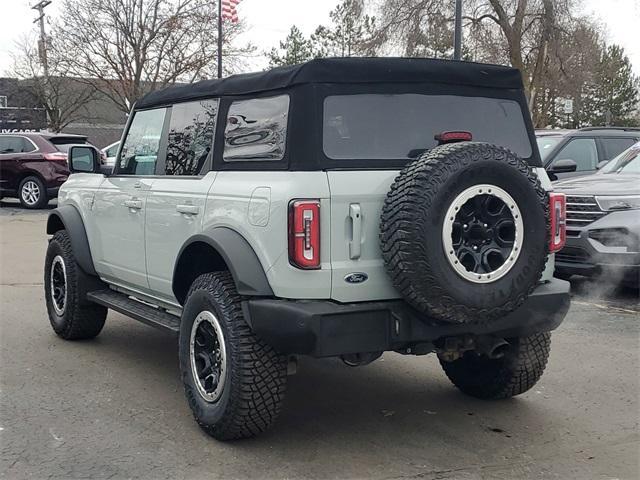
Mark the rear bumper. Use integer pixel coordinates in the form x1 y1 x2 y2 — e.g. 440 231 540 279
243 279 571 357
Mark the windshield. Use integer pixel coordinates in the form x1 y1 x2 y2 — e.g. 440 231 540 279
323 94 532 161
599 143 640 174
536 136 562 161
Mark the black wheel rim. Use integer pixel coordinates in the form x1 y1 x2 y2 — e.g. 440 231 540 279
50 255 67 315
190 311 226 402
443 184 524 283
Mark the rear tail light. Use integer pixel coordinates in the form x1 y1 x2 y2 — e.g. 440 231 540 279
549 193 566 252
435 131 473 145
289 200 320 269
44 152 67 161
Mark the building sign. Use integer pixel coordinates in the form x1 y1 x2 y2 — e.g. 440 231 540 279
0 107 47 133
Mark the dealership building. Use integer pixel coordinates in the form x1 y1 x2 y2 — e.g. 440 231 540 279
0 77 125 148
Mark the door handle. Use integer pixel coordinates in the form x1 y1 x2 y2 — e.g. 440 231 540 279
176 204 200 215
133 182 142 189
123 198 143 210
349 203 362 260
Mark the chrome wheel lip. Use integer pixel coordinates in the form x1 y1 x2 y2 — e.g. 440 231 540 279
21 180 41 206
442 184 524 284
190 310 227 403
50 255 67 315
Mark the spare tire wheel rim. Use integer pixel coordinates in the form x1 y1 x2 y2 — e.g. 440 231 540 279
190 310 227 403
442 184 524 283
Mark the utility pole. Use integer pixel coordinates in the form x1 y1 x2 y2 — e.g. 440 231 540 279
453 0 462 60
32 0 52 129
32 0 52 78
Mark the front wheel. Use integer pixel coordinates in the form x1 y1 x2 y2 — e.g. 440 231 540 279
44 231 107 339
179 272 287 440
439 332 551 399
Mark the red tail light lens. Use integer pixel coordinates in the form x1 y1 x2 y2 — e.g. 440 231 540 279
44 152 67 161
549 193 566 252
289 200 321 269
435 131 473 144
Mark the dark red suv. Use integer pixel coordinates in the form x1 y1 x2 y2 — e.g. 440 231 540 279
0 133 88 209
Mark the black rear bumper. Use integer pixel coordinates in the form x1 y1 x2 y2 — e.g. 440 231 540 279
243 279 571 357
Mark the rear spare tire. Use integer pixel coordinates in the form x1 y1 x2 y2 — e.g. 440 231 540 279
380 142 549 324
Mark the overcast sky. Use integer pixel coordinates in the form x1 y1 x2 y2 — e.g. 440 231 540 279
1 0 639 76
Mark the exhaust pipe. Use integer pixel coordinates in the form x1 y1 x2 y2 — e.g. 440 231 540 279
487 340 510 359
474 337 510 359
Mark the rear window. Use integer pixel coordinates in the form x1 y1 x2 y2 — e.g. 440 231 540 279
323 94 532 160
48 137 88 153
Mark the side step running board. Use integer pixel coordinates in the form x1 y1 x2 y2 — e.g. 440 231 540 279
87 289 180 336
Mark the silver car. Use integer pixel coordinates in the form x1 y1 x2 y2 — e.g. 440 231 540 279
554 141 640 285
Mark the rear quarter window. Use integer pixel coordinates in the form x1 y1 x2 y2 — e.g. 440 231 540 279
600 137 638 161
223 95 289 162
323 94 532 161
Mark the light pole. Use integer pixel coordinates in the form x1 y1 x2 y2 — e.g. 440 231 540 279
453 0 462 60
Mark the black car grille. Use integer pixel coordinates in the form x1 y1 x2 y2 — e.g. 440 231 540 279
565 196 608 227
556 247 591 264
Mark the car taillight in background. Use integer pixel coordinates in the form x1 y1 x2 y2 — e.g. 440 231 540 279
43 152 68 162
549 192 566 252
289 200 320 269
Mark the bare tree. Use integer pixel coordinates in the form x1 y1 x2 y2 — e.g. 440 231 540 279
10 34 97 132
464 0 573 112
55 0 253 113
369 0 457 58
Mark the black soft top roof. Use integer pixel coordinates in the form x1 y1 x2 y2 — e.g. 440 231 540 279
136 57 523 109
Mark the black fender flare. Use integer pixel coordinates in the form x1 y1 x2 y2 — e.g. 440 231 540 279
174 227 274 298
46 205 97 276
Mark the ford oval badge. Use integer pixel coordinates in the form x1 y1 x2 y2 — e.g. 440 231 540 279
344 272 368 284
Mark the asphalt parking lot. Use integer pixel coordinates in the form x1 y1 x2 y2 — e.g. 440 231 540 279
1 199 638 480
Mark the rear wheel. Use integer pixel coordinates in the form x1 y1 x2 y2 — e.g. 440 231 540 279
19 176 48 209
439 332 551 399
179 272 287 440
44 231 107 339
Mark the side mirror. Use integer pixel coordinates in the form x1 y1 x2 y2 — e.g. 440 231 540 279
550 158 577 173
68 145 100 174
596 160 609 170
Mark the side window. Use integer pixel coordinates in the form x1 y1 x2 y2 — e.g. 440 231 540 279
165 99 218 175
0 136 28 154
105 144 119 157
554 138 598 171
600 138 637 161
223 95 289 162
20 138 36 153
118 107 168 175
0 137 12 153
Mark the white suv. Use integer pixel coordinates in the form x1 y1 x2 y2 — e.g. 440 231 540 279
44 58 570 440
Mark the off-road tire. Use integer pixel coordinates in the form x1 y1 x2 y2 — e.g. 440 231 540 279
439 332 551 399
19 176 48 209
179 272 287 440
44 231 107 339
380 142 550 324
